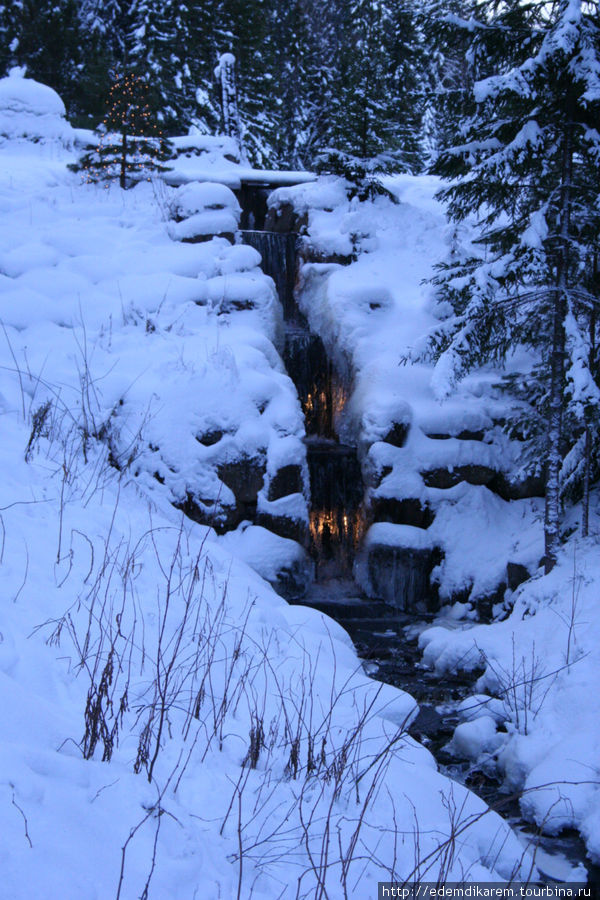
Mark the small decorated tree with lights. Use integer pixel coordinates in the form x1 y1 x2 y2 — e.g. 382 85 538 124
76 74 172 188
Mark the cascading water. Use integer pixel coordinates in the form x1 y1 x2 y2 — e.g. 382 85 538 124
307 440 365 580
241 227 364 580
240 230 299 320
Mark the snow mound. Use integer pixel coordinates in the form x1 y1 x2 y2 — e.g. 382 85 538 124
169 181 241 241
0 69 73 146
364 521 434 551
171 132 241 162
171 181 241 219
220 524 311 592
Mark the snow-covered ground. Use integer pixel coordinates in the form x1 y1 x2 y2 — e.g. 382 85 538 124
0 72 539 897
419 525 600 867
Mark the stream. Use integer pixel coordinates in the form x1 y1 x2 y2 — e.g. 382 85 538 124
240 224 598 887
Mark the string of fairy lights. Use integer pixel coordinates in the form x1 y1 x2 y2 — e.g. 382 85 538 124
78 74 170 187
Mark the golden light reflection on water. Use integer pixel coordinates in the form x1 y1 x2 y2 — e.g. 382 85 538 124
303 381 349 437
310 507 366 579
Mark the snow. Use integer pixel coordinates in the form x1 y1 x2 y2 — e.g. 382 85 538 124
0 91 538 896
165 137 316 192
168 209 240 240
171 180 241 218
450 715 505 761
0 69 73 146
220 523 310 586
419 531 600 860
364 522 434 551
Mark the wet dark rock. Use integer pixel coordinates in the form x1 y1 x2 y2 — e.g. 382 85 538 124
458 429 486 442
422 464 496 489
476 581 507 621
302 247 353 266
488 471 545 500
365 463 393 489
196 429 224 447
264 201 309 234
457 464 496 486
268 464 304 501
182 232 235 245
175 492 239 534
427 430 486 442
371 497 435 529
271 556 312 600
383 421 410 447
217 456 266 504
217 297 258 313
422 467 463 489
257 511 309 546
506 562 530 591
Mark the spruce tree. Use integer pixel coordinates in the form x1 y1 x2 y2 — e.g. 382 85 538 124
218 0 278 165
169 0 222 133
128 0 185 130
6 0 107 120
75 74 172 187
268 0 314 166
417 0 600 571
419 0 479 162
319 0 425 196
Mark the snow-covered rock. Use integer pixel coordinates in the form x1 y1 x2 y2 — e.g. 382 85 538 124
0 68 74 146
168 180 241 242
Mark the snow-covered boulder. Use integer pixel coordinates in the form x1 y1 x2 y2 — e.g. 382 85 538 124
220 524 312 599
169 180 241 243
0 68 73 146
171 132 240 163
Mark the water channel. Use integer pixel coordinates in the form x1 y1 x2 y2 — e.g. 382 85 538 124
239 222 597 887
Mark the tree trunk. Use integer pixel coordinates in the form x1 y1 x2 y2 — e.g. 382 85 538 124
120 132 127 190
217 54 245 162
582 302 596 538
544 122 572 573
545 292 566 572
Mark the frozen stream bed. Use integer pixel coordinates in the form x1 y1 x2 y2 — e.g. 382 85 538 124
293 579 598 888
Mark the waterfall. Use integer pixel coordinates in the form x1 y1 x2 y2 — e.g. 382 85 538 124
307 439 365 581
240 230 299 320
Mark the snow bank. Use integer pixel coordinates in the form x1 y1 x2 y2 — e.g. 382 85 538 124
0 68 74 146
419 527 600 861
0 93 538 894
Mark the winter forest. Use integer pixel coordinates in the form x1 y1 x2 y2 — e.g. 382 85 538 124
1 0 600 897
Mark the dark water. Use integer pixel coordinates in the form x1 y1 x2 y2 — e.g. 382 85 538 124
240 230 299 320
306 439 364 580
